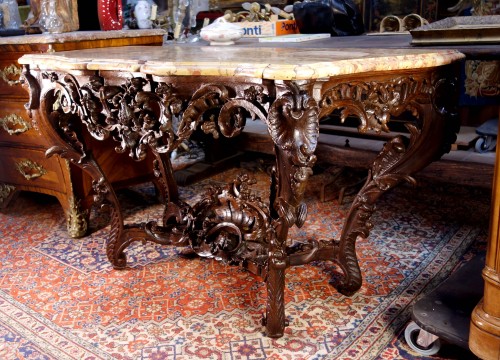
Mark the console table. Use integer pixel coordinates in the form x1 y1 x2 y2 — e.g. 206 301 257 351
18 43 463 338
0 30 165 238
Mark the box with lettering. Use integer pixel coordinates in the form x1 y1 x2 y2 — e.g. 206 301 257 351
234 20 299 37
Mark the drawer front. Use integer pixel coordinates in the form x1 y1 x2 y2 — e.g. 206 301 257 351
0 100 48 147
0 146 67 193
0 54 26 99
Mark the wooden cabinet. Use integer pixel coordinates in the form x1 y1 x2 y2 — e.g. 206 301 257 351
469 108 500 360
0 30 166 238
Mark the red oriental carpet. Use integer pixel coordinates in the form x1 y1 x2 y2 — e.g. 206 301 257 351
0 160 489 359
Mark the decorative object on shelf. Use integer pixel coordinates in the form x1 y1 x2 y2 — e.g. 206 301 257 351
200 16 244 44
173 0 188 39
0 0 22 29
293 0 364 36
363 0 441 33
134 0 153 29
221 2 293 22
379 13 428 32
26 0 79 33
39 0 64 32
379 14 403 32
98 0 123 30
449 0 500 15
403 13 428 30
205 3 297 39
208 0 285 11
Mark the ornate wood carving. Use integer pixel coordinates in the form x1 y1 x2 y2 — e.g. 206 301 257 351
24 64 458 338
285 73 459 296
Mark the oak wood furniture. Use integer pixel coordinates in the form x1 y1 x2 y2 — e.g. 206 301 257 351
18 42 463 337
0 29 165 238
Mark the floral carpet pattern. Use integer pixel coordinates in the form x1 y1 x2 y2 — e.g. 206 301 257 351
0 161 489 359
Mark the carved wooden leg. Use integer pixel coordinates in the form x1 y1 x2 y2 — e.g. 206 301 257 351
264 224 288 338
333 105 457 295
46 147 129 268
334 137 409 295
262 80 320 337
153 152 179 206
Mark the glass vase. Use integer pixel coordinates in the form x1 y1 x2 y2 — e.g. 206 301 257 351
39 0 64 33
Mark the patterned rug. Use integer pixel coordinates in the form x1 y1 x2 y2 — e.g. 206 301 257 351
0 158 489 360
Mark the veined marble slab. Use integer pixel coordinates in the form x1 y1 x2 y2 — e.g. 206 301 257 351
19 43 465 80
1 29 166 45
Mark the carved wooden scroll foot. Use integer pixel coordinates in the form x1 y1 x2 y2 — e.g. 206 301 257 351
314 71 459 295
333 136 413 295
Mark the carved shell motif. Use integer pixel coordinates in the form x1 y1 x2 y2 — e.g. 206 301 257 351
268 84 319 203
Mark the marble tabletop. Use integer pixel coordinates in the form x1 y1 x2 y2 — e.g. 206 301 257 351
1 29 166 45
18 40 465 80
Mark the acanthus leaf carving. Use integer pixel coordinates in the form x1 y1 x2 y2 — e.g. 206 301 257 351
320 76 432 134
268 82 319 228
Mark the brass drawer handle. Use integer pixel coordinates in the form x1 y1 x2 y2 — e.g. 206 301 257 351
0 114 31 135
15 159 47 180
0 64 22 86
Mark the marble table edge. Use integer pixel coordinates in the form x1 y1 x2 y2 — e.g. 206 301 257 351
18 49 465 81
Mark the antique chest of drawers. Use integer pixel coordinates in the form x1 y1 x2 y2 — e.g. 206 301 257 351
0 30 166 238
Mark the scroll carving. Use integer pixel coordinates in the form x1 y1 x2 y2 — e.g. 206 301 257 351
268 82 319 228
37 71 276 269
176 173 271 264
43 73 249 162
315 74 456 295
319 76 431 133
27 64 458 339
